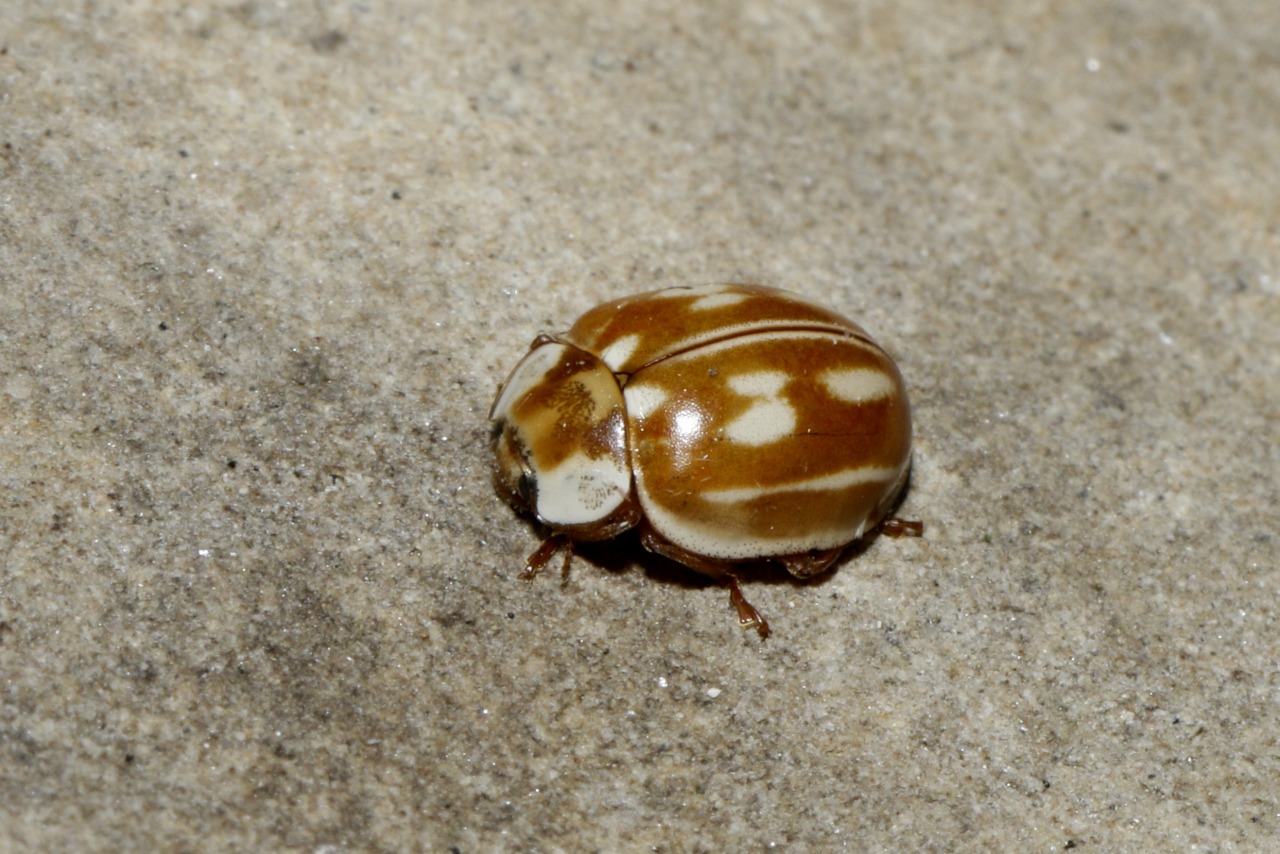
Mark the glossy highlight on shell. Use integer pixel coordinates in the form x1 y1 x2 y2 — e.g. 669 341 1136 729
490 284 920 637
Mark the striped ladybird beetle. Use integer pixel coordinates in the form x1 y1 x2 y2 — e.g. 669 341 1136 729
490 284 921 637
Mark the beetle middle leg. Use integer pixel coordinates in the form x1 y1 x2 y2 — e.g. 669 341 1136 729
638 523 771 638
726 575 770 639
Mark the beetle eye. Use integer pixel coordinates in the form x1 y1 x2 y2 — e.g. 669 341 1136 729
516 469 537 507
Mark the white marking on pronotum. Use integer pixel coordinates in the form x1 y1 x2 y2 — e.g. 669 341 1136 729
700 465 902 504
819 367 897 403
724 370 795 446
490 342 569 419
536 452 629 526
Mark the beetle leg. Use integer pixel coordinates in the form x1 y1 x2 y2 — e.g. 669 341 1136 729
779 546 844 579
638 522 771 637
559 539 575 582
726 575 770 639
879 517 924 537
521 535 567 580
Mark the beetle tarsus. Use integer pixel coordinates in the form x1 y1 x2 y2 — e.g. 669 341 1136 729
879 517 924 537
726 575 770 639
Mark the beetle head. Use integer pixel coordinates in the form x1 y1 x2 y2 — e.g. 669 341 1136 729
490 338 641 541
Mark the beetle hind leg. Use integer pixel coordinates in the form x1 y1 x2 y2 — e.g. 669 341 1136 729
878 517 924 537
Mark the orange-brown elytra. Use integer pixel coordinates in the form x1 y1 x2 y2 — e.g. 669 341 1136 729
490 284 920 637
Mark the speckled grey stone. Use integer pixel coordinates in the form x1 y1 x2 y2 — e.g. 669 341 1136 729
2 1 1278 850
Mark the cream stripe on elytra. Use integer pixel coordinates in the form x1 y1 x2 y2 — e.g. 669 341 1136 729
657 328 886 365
699 464 903 504
633 475 879 559
597 323 874 372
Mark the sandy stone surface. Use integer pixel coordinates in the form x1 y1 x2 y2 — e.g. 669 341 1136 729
2 1 1278 850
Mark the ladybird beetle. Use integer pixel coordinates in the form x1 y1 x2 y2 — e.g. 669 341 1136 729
490 284 920 637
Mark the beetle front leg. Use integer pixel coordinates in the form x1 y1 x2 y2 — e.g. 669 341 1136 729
522 534 571 580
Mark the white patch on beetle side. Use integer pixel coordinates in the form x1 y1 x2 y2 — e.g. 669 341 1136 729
489 342 570 420
536 452 629 527
599 334 640 371
724 371 795 446
724 401 795 446
700 465 902 504
623 383 669 420
727 370 788 398
819 366 897 403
